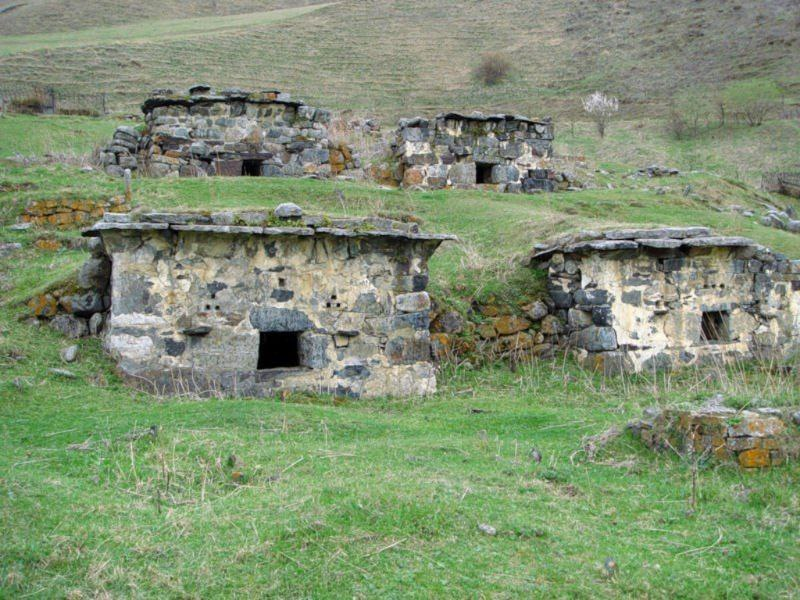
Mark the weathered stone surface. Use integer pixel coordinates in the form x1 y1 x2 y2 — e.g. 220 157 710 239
572 326 617 351
525 300 549 322
60 345 79 363
604 227 710 240
493 315 530 335
50 315 89 338
395 292 430 313
274 203 303 219
249 307 313 332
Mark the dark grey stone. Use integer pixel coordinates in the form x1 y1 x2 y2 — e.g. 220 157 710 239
573 326 618 351
621 290 642 306
548 289 573 309
50 315 89 339
385 336 431 364
573 289 608 305
77 257 111 291
250 307 313 332
592 305 613 326
66 291 107 317
334 364 370 379
164 339 186 356
270 289 294 302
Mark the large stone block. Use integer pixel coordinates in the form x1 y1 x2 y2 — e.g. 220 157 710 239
572 326 618 351
249 307 313 332
395 292 430 313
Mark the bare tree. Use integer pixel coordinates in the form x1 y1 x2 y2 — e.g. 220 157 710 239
581 91 619 138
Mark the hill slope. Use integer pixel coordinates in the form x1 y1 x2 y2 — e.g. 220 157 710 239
0 0 797 119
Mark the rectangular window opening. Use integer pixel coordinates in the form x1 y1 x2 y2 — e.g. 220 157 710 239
242 159 263 176
258 331 300 369
701 310 730 343
475 162 493 184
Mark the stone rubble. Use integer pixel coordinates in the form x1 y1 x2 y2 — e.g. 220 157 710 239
630 406 799 468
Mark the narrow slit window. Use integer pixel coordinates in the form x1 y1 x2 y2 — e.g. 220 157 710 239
258 331 300 369
475 162 493 184
242 159 262 176
701 311 730 342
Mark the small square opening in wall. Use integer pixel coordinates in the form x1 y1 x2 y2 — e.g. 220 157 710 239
242 159 262 176
258 331 300 369
701 310 730 342
475 162 493 184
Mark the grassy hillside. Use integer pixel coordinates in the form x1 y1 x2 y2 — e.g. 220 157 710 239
1 0 798 119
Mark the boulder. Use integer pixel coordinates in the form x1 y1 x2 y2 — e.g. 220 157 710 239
274 203 303 219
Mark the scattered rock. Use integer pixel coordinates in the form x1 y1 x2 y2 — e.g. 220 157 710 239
274 203 303 219
89 312 105 336
0 242 22 257
9 222 32 231
49 315 89 339
529 448 542 463
60 345 79 363
602 557 619 578
478 524 497 536
49 368 76 379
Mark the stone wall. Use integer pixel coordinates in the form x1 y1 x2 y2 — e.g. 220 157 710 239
392 112 556 192
531 227 800 374
22 196 128 228
631 406 800 468
85 205 454 398
100 85 358 179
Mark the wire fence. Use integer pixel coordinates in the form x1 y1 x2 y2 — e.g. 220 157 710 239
0 85 116 116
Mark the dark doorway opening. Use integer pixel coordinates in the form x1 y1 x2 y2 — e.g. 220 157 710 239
242 159 263 176
475 162 493 184
258 331 300 369
701 310 730 342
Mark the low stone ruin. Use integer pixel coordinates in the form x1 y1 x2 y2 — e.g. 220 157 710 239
21 196 129 228
530 227 800 374
393 112 568 192
80 204 455 398
100 85 358 179
631 406 800 468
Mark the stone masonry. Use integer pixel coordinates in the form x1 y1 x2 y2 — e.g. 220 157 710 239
631 406 800 468
100 85 358 179
530 227 800 374
393 112 555 192
82 205 455 398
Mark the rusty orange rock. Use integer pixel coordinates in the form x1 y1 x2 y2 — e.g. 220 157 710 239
402 167 424 186
493 315 530 336
477 322 497 339
27 294 58 318
738 448 771 468
34 238 61 251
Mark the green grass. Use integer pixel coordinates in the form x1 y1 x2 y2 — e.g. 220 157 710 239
0 4 334 56
1 112 800 596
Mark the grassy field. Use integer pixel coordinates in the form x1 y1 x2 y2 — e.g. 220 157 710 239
1 112 800 596
0 0 797 119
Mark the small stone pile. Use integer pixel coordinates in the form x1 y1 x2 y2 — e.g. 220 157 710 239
630 406 800 468
21 196 129 228
99 85 359 179
759 206 800 233
28 237 111 338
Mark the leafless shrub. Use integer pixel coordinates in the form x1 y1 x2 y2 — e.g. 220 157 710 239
474 53 511 86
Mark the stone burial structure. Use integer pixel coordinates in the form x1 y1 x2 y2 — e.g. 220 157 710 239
81 204 455 398
530 227 800 374
100 85 358 179
392 112 557 192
